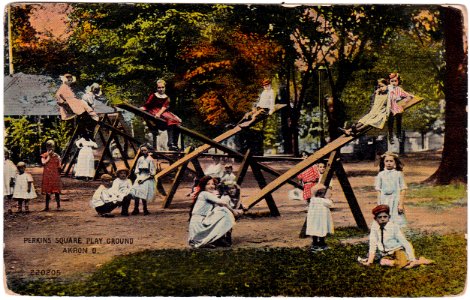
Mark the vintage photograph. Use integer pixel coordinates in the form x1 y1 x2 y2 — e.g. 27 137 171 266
2 2 467 296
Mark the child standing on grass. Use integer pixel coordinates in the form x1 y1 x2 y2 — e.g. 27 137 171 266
307 183 334 252
4 150 18 214
129 146 156 215
41 140 62 211
375 152 407 227
12 162 37 213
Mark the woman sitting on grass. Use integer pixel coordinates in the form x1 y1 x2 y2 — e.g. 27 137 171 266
188 176 243 249
359 204 434 269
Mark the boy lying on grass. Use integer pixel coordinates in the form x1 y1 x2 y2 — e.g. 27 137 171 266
359 204 434 269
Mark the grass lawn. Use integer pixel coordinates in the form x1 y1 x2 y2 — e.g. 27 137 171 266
7 231 466 297
407 183 467 209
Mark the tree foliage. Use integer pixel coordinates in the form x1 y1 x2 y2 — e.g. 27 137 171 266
7 4 72 75
4 117 72 163
6 3 462 176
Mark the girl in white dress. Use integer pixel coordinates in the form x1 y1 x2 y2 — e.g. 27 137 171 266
4 150 18 213
306 183 334 252
74 136 98 180
375 152 407 227
129 146 156 215
188 176 243 248
12 162 37 213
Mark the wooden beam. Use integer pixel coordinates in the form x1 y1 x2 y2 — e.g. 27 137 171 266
243 132 369 209
162 147 192 208
250 160 280 216
236 149 252 186
118 103 286 177
334 162 368 230
243 95 425 210
60 125 80 169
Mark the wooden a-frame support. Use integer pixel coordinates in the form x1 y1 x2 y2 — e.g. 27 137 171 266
242 96 424 228
60 112 142 179
237 149 280 216
118 103 299 214
299 151 368 235
161 147 205 208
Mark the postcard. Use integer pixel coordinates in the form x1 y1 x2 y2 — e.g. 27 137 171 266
2 2 467 297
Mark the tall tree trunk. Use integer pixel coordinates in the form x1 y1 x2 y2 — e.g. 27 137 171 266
280 64 293 154
325 67 347 140
425 6 467 184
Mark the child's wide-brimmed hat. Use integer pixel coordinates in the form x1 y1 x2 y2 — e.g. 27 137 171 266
372 204 390 216
116 167 130 176
46 140 55 147
60 73 77 83
100 174 113 181
85 83 102 96
17 161 26 168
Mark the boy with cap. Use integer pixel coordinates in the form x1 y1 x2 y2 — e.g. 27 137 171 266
360 204 434 268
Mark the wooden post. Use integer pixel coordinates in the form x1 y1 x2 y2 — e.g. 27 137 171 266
235 149 252 185
334 161 368 231
250 161 280 217
162 147 192 208
94 130 118 179
60 125 80 171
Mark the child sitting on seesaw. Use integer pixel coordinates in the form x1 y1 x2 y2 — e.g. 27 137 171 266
238 79 275 127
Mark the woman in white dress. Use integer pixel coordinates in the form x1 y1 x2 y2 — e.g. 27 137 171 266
4 150 17 201
188 176 243 248
74 136 98 180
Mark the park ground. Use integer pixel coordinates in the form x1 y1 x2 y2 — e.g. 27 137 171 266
2 150 467 288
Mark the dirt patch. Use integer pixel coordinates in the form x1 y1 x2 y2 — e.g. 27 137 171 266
3 150 466 281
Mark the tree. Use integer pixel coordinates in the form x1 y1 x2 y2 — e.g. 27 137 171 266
181 29 281 126
6 3 72 75
425 6 467 184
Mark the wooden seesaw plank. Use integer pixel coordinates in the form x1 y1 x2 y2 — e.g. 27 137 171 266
243 96 424 209
148 104 286 179
116 103 300 187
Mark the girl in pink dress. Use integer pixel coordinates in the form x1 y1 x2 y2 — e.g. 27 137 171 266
387 73 415 144
141 79 182 151
41 140 62 211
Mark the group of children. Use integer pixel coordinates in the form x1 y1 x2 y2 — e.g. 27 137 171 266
297 151 433 268
340 73 415 144
3 141 158 218
4 140 62 213
90 145 157 217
